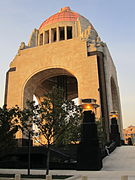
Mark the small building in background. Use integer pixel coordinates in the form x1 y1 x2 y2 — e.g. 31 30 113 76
123 126 135 144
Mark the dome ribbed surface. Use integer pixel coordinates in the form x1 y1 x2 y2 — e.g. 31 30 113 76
39 7 80 30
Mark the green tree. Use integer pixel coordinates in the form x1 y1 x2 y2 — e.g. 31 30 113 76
20 86 82 175
55 101 82 145
20 101 38 175
0 105 20 156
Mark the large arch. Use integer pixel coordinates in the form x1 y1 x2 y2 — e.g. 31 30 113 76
110 77 119 112
23 68 78 107
110 76 123 134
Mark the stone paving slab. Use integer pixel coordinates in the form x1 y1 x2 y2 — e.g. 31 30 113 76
102 146 135 171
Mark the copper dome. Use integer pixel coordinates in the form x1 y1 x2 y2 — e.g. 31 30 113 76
39 7 80 30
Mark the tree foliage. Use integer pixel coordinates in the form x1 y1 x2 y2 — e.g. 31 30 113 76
20 86 82 175
20 101 38 138
21 86 82 146
35 87 82 146
0 105 20 155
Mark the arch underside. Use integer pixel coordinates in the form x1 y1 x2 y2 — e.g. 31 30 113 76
111 77 120 112
23 68 78 107
110 77 123 134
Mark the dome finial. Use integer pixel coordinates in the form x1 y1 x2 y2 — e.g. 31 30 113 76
60 7 71 12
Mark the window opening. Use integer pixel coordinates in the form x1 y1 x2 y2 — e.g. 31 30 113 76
45 30 49 44
59 27 65 41
39 33 43 45
67 26 72 39
51 28 57 42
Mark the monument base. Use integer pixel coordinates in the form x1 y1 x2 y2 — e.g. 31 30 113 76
77 141 102 170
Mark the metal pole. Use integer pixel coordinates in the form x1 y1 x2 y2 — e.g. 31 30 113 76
28 131 31 175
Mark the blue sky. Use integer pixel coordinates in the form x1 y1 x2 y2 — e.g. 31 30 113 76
0 0 135 128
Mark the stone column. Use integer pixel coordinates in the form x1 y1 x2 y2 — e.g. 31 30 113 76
110 117 121 146
77 110 102 170
15 174 21 180
56 26 59 41
38 33 40 46
46 175 52 180
82 176 88 180
49 28 51 43
121 176 128 180
43 31 45 45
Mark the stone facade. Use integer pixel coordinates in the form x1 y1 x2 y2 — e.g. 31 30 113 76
5 7 123 144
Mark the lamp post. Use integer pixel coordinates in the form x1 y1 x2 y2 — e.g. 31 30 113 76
110 111 121 146
81 98 99 114
110 111 118 119
77 98 102 170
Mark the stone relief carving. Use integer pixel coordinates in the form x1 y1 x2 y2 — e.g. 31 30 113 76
86 29 105 52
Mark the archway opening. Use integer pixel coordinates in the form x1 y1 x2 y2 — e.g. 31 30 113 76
110 77 122 134
110 77 119 112
34 75 78 103
24 68 78 107
23 68 79 145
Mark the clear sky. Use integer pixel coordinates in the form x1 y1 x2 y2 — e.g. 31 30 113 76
0 0 135 128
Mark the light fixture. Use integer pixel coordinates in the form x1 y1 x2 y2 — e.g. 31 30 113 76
80 98 99 112
110 111 118 119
